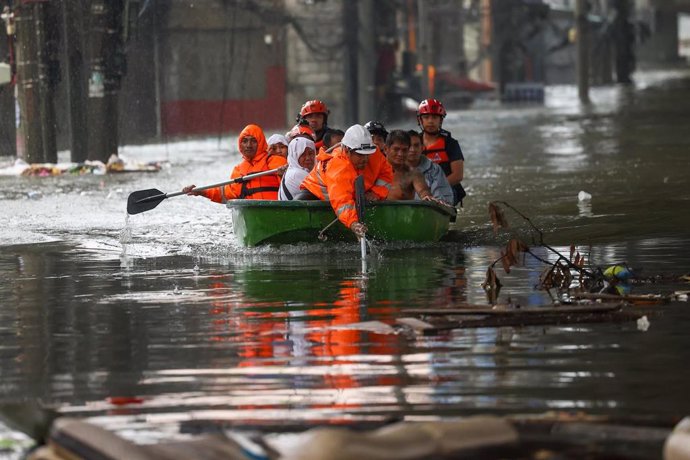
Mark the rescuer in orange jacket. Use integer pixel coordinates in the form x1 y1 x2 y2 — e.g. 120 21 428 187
183 124 286 202
298 124 394 238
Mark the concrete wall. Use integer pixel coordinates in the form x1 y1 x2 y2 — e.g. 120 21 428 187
159 0 286 137
284 0 346 130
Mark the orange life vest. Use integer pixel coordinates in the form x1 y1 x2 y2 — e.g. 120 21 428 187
422 130 464 177
424 136 449 164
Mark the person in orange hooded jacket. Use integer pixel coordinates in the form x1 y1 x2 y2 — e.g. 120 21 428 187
298 124 394 238
183 124 286 202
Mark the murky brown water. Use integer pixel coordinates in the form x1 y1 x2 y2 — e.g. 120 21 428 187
1 69 690 448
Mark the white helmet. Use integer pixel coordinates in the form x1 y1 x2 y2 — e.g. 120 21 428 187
341 124 376 155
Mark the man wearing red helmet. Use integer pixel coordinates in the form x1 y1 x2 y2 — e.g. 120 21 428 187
299 100 329 150
417 98 465 206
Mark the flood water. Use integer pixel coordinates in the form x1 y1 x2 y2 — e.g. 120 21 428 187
1 69 690 450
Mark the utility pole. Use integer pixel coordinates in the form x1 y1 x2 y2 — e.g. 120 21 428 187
343 0 358 125
457 0 467 77
86 0 125 163
357 0 375 123
575 0 590 103
14 0 58 164
480 0 493 83
417 0 429 97
0 7 16 158
612 0 634 84
61 0 88 163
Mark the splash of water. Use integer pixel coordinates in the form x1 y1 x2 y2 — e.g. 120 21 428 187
119 213 133 268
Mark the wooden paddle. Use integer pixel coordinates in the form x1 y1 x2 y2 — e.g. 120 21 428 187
354 175 367 267
126 167 284 215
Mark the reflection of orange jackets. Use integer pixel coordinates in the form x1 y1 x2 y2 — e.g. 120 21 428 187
201 124 284 202
300 146 393 228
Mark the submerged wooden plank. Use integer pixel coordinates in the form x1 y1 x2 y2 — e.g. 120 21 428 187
402 303 623 317
406 309 643 335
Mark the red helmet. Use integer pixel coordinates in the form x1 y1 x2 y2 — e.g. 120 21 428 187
417 98 446 118
300 100 329 118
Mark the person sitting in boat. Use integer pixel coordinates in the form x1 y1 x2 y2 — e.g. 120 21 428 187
182 124 286 202
365 120 388 154
384 129 437 202
298 99 329 150
417 98 466 206
321 128 344 154
267 134 289 159
278 137 316 201
286 120 316 143
297 124 394 238
407 130 454 205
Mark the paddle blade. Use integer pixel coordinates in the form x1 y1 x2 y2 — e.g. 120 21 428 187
354 175 365 221
127 189 166 215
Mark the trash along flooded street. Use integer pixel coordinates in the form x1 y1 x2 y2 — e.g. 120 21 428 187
2 70 690 458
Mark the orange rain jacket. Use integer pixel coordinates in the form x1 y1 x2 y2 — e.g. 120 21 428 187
300 146 393 228
201 124 286 203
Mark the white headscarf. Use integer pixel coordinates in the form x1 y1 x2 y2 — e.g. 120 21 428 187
279 137 316 200
267 134 288 147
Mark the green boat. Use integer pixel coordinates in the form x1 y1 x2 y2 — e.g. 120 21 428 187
226 199 457 247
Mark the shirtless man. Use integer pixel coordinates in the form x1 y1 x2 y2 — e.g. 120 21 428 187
384 130 435 201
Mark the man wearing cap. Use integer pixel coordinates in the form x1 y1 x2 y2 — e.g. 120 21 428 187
298 124 394 238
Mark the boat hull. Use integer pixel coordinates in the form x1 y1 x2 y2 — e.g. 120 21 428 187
227 200 457 247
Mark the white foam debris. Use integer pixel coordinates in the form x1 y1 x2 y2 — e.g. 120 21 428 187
674 292 688 302
637 315 650 332
578 190 592 202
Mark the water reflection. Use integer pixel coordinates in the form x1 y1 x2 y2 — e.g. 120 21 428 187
3 238 690 443
577 199 593 218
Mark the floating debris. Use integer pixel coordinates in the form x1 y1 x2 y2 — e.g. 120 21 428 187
578 190 592 201
637 315 650 332
484 202 681 310
0 156 163 177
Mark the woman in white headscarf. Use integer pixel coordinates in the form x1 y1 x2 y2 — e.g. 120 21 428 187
278 137 316 200
267 134 289 158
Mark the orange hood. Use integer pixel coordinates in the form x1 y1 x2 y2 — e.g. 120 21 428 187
238 124 269 164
